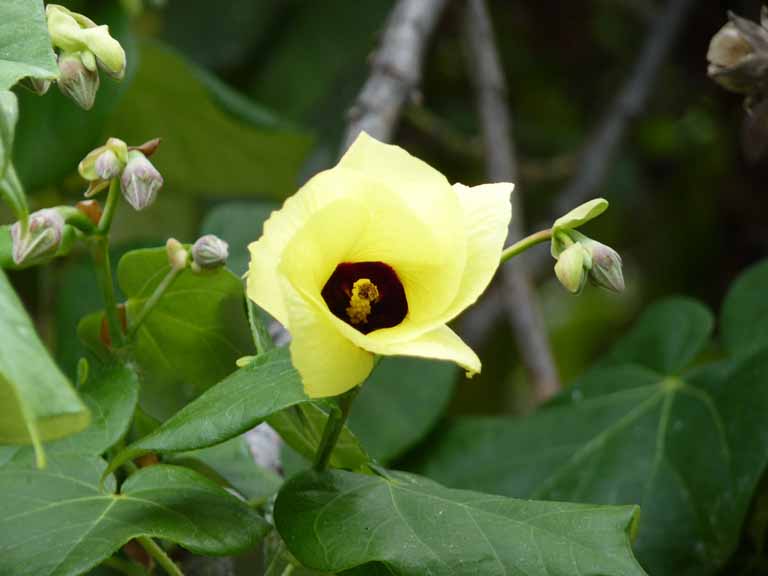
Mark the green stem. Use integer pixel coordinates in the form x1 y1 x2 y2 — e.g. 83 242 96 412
126 266 182 341
136 537 183 576
499 228 552 264
312 387 360 472
92 234 124 348
97 178 120 235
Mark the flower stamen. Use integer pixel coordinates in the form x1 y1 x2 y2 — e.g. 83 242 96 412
346 278 380 325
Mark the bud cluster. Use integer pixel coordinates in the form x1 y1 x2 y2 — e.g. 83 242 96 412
78 138 164 211
46 5 127 110
550 199 624 294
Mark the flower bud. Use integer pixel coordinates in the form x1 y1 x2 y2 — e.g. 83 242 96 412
166 238 189 271
79 138 129 184
581 238 625 293
120 151 163 211
191 234 229 272
10 209 64 265
46 5 126 80
707 11 768 94
22 77 51 95
554 242 591 294
57 52 99 110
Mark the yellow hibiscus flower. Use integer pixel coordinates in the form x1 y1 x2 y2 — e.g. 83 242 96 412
246 133 513 398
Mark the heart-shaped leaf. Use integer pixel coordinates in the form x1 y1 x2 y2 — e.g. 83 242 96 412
0 454 269 575
416 297 768 575
79 247 253 420
275 469 646 576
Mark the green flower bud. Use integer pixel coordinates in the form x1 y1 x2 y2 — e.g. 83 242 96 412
120 151 163 211
166 238 189 271
191 234 229 272
22 77 51 95
57 52 99 111
10 209 64 265
46 4 126 80
79 138 129 183
554 242 591 294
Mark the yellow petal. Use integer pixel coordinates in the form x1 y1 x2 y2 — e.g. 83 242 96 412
364 324 481 376
339 132 466 306
282 281 374 398
246 168 360 326
440 182 512 322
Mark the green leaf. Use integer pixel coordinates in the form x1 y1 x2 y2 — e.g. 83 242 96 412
79 247 253 420
268 402 369 471
721 259 768 357
0 0 58 91
601 297 713 373
45 362 139 456
0 454 270 575
168 435 282 503
105 347 307 476
107 41 312 199
416 299 768 575
0 269 88 458
348 357 456 463
201 201 278 276
275 469 646 576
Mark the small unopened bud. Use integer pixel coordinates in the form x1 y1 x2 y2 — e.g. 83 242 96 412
191 234 229 272
166 238 189 271
10 209 64 265
22 77 51 95
707 11 768 94
121 151 163 211
94 149 121 180
57 52 99 110
582 238 625 293
79 138 128 186
554 242 591 294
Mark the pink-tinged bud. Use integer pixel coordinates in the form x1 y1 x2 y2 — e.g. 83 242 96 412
94 149 121 180
57 52 99 110
120 151 163 211
584 239 625 293
191 234 229 272
10 209 64 265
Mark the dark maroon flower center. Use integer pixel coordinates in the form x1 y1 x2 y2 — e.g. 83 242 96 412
321 261 408 334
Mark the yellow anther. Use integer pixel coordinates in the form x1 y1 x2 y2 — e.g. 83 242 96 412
346 278 380 325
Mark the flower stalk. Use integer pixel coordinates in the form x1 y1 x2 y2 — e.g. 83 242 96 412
312 386 361 472
499 228 552 264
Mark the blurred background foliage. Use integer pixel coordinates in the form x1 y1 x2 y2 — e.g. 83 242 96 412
5 0 768 573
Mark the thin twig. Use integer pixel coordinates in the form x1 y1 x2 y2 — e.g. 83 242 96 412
463 0 561 403
341 0 451 150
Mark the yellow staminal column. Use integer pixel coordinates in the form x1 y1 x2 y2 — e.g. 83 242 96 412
346 278 380 325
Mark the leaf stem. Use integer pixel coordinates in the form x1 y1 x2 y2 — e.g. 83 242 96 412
312 386 360 472
136 537 183 576
499 228 552 264
101 556 148 576
126 266 182 341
